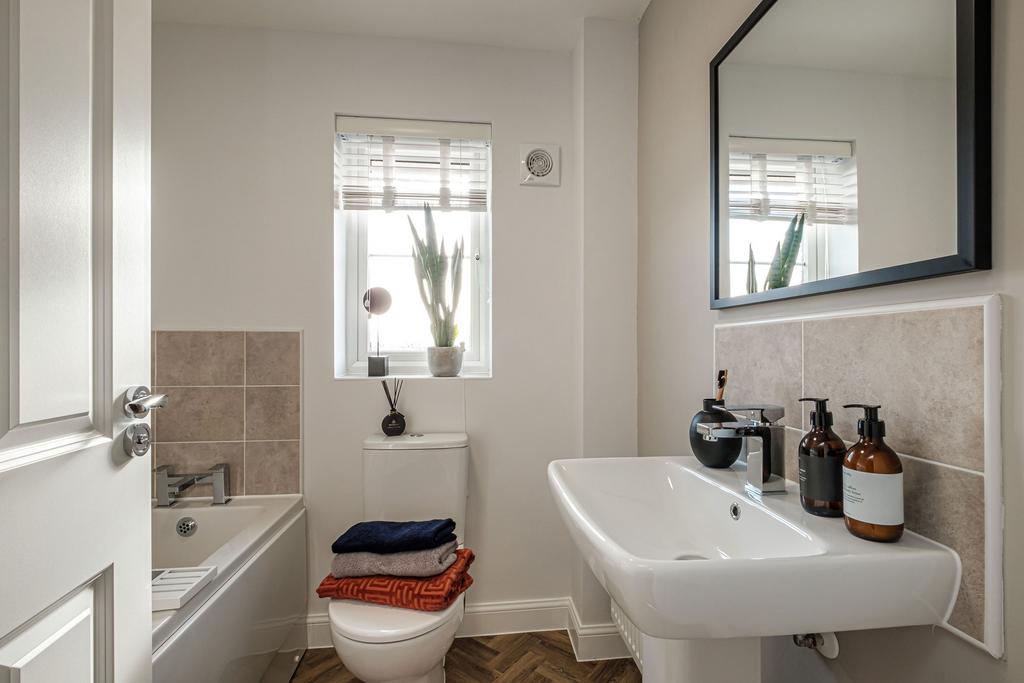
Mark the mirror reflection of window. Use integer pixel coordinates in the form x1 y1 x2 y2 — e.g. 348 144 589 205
727 136 858 296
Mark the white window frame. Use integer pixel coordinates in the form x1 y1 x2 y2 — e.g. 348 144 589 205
333 116 493 379
339 209 491 377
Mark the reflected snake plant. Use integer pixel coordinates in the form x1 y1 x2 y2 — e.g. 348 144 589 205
408 204 464 347
762 212 805 291
746 244 758 294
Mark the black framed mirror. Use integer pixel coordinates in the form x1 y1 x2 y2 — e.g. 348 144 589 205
710 0 990 309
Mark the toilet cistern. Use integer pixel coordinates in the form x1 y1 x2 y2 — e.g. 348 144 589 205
696 404 787 496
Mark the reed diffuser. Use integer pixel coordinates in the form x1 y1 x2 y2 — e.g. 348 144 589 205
380 379 406 436
688 369 742 468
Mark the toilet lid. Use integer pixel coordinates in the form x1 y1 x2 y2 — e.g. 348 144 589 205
328 593 465 644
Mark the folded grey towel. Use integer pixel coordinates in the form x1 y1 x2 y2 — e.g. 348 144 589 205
330 540 459 578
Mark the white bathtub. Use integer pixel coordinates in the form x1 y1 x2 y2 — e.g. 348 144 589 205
152 495 307 683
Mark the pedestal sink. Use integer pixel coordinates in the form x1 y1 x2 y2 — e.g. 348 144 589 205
548 456 960 682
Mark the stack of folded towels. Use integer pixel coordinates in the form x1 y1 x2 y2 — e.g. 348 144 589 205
316 518 475 612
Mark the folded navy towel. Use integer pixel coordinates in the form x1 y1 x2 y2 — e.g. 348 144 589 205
331 519 457 555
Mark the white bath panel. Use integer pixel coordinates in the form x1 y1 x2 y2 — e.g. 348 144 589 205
152 567 217 612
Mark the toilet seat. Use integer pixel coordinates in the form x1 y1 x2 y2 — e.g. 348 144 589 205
328 593 465 644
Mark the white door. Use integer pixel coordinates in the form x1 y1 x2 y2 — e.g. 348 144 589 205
0 0 152 680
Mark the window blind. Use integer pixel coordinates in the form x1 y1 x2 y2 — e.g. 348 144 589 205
728 137 858 226
335 117 490 212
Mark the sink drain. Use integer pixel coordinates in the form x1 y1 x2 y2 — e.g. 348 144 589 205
176 517 198 537
730 503 741 520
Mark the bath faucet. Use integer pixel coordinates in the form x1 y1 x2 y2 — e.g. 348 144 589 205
696 404 787 497
155 464 231 507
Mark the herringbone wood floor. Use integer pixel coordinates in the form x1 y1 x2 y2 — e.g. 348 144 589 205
291 630 641 682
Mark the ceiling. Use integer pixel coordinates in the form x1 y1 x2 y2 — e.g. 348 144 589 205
152 0 652 53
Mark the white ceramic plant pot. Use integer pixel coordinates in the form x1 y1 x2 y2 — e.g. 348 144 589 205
427 346 464 377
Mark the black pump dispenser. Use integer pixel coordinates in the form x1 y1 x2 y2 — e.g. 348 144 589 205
800 397 834 429
844 403 885 439
796 397 845 517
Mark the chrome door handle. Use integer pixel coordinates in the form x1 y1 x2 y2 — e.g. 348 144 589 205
123 385 168 419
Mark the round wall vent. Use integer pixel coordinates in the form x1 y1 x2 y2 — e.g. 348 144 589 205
525 149 554 178
519 143 560 186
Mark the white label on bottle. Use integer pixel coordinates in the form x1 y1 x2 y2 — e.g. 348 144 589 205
843 468 904 526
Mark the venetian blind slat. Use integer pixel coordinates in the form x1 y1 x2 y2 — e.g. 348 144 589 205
728 137 858 226
336 130 490 212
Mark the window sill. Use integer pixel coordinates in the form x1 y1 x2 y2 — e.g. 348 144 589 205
334 372 492 381
336 360 491 380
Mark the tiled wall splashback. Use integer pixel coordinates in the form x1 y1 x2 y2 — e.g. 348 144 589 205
715 302 993 646
152 331 302 496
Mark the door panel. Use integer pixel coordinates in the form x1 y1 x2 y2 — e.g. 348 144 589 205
1 0 102 462
0 0 152 679
15 0 94 425
0 581 103 683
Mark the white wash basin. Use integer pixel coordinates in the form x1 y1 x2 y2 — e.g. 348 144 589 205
548 456 960 641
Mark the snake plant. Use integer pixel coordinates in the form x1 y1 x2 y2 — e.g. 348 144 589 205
763 212 805 290
408 204 464 347
746 244 758 294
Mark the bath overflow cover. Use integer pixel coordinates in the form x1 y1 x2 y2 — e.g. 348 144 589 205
176 517 198 537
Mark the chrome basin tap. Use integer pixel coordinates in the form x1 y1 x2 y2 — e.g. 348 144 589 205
696 404 787 496
154 464 232 507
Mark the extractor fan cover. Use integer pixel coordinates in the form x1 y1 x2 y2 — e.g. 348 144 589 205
520 143 560 186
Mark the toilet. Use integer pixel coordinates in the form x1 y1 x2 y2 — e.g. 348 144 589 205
328 433 470 683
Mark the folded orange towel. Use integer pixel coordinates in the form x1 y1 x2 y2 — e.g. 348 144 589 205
317 548 475 612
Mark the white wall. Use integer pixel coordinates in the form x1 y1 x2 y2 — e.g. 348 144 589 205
719 63 957 275
573 16 640 632
640 0 1022 680
152 23 584 630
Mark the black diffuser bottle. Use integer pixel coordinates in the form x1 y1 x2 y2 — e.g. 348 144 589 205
688 370 742 468
380 379 406 437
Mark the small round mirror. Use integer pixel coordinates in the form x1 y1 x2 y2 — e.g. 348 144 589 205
362 287 392 316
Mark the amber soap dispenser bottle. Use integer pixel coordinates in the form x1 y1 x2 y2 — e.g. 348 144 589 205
797 397 846 517
842 404 904 542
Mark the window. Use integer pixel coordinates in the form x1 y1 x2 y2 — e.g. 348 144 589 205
726 136 858 297
334 116 492 377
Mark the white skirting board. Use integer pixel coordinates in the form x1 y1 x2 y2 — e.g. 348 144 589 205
458 598 569 637
306 613 332 649
568 599 631 662
305 597 629 662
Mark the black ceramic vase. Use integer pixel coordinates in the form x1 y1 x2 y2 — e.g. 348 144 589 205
688 399 742 468
381 409 406 437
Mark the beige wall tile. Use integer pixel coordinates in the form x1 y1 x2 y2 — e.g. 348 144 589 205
246 386 300 440
714 306 989 647
152 330 304 498
246 332 300 386
903 457 985 641
783 427 802 486
153 386 245 442
154 442 244 497
803 307 984 471
245 441 300 494
154 331 244 386
715 321 802 428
